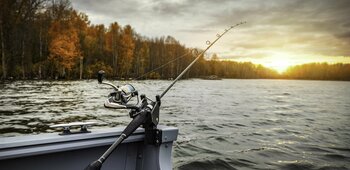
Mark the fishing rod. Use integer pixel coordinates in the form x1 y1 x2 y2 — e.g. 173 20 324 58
160 21 246 98
85 21 246 170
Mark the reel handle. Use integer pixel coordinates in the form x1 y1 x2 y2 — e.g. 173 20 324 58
97 70 105 83
97 70 119 90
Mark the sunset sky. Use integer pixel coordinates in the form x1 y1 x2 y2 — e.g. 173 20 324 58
72 0 350 72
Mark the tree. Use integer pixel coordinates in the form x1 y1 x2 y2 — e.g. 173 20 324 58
106 22 120 77
284 63 350 80
134 39 149 78
48 20 81 78
209 53 219 76
0 19 5 79
70 11 89 79
118 25 135 78
0 0 47 79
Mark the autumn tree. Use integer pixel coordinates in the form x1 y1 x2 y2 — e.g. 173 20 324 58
118 25 135 78
133 37 150 78
106 22 121 77
48 20 81 78
70 11 89 79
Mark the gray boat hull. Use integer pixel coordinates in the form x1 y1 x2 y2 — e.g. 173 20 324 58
0 125 178 170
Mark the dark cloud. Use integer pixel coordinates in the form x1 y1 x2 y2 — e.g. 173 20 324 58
342 22 350 28
337 31 350 39
152 1 189 16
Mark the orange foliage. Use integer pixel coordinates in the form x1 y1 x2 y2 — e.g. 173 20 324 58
118 25 135 78
48 20 81 71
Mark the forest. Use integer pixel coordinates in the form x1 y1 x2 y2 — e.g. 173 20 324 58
1 0 349 81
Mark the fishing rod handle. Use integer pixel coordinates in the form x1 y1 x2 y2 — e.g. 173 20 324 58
97 107 151 163
97 134 126 164
84 134 126 170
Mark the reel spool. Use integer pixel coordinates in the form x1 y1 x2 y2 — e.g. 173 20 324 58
97 70 139 109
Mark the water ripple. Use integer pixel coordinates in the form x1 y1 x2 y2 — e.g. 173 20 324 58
1 79 350 169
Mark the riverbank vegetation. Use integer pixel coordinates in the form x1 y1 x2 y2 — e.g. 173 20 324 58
1 0 349 81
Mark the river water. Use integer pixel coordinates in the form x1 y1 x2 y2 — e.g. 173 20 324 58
0 79 349 169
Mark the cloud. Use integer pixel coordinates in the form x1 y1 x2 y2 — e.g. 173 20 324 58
178 28 214 33
199 0 350 56
337 31 350 39
71 0 350 63
151 1 190 16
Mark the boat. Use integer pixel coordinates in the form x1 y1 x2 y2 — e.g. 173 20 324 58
0 71 179 170
0 124 178 170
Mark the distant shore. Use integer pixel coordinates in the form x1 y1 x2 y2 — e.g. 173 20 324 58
1 77 350 82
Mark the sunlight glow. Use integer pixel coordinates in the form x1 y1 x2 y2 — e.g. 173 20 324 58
263 53 296 73
266 60 293 73
219 50 350 74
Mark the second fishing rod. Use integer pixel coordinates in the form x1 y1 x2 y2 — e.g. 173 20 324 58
85 21 246 170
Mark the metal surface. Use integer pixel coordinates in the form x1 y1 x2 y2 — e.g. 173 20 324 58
50 122 97 135
0 125 178 170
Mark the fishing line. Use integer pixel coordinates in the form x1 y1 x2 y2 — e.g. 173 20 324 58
160 21 247 99
135 50 194 80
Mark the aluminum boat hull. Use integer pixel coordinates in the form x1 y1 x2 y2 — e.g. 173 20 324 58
0 125 178 170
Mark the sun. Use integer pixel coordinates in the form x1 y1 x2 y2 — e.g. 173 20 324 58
263 53 295 73
268 60 293 73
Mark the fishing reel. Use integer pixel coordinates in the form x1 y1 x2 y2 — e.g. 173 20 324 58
97 70 139 109
98 70 160 125
86 71 161 170
97 70 161 143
